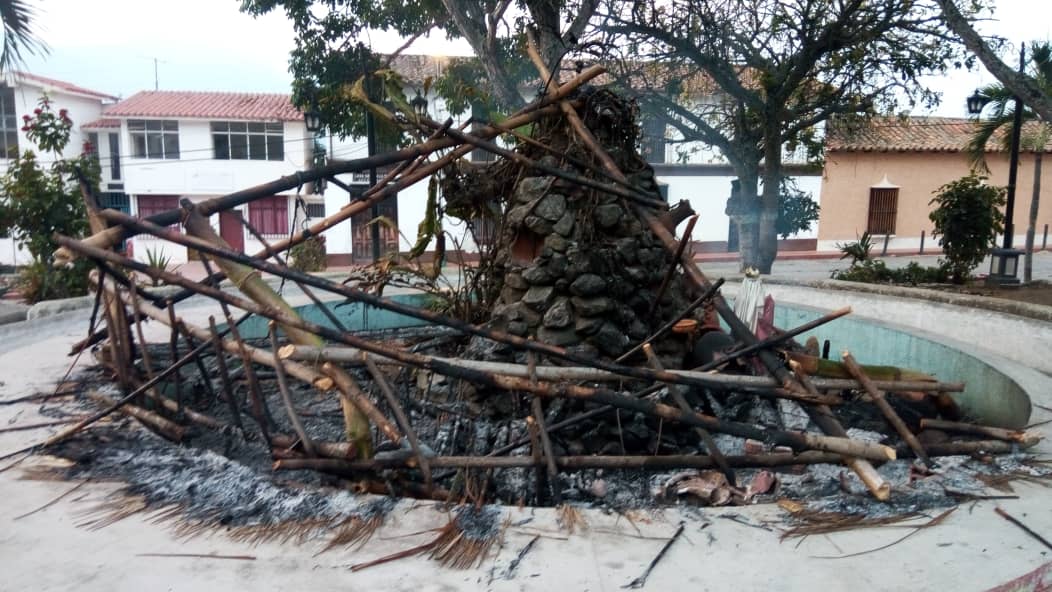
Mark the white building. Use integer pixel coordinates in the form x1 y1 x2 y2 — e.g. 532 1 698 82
0 72 118 265
94 91 324 264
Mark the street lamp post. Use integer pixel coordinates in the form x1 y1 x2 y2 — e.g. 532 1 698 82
365 76 381 263
968 44 1027 285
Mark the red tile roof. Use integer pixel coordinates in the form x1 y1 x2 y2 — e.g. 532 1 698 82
827 116 1052 153
81 118 121 129
103 91 302 122
13 71 118 101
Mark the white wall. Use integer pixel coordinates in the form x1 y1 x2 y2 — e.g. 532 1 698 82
645 172 824 244
121 119 312 196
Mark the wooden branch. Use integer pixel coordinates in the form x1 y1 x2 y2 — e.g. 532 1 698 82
843 351 930 467
695 307 853 372
269 322 316 457
86 391 186 443
88 211 841 397
648 214 699 319
59 235 896 463
272 437 1037 473
362 354 432 490
643 344 735 486
618 278 725 363
919 418 1032 443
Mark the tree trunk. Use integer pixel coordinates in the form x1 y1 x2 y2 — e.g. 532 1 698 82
755 139 784 274
727 171 761 271
1025 150 1042 283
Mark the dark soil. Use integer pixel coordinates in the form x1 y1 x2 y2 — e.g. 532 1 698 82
942 279 1052 307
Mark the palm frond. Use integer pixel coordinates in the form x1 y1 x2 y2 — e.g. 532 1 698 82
1030 42 1052 87
966 112 1015 173
0 0 48 71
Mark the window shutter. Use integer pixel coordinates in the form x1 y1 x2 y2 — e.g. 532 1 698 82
867 187 899 235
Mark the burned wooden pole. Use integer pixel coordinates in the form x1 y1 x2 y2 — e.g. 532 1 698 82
842 350 931 467
56 233 898 462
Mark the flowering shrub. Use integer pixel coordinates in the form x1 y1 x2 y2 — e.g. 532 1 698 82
0 93 99 302
22 96 73 154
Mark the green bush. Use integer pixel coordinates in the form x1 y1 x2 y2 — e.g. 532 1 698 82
929 174 1006 284
17 259 91 303
777 179 821 239
289 235 327 272
832 260 949 285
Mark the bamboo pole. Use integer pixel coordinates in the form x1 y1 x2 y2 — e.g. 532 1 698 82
643 344 735 485
919 418 1032 443
617 278 725 363
277 345 962 397
648 214 699 319
180 202 378 457
842 351 931 467
58 234 896 462
272 437 1037 473
268 322 316 456
791 362 891 501
90 210 856 398
208 316 244 432
694 307 853 372
85 391 186 442
362 354 433 490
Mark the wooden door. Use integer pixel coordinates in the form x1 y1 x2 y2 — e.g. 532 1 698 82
219 210 245 253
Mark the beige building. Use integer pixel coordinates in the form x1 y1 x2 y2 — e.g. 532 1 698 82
818 116 1052 253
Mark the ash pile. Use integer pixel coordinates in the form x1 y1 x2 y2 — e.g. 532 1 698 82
28 60 1045 556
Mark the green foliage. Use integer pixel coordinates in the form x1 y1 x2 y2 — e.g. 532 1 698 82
966 42 1052 173
836 232 874 265
289 235 327 272
16 258 90 303
929 174 1006 284
0 93 98 303
832 259 949 285
776 179 820 239
0 0 49 71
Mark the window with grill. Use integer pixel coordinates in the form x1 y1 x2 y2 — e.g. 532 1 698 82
0 84 18 158
305 202 326 219
248 196 289 236
129 120 179 159
867 187 899 235
108 133 121 180
212 121 284 161
98 192 130 213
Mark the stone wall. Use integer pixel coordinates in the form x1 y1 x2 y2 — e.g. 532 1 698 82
485 161 694 367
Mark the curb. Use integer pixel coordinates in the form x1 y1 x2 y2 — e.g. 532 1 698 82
762 277 1052 324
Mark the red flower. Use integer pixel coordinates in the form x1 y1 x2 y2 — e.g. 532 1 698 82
20 126 29 131
21 114 29 121
33 108 41 115
59 108 68 116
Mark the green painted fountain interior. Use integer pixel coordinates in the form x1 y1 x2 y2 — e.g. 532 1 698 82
233 293 1031 430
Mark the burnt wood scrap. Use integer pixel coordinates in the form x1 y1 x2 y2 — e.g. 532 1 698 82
41 62 1042 531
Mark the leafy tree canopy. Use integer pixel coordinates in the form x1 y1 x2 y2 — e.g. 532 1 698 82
240 0 598 140
585 0 990 272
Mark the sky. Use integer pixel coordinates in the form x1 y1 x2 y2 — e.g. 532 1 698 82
17 0 1052 118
